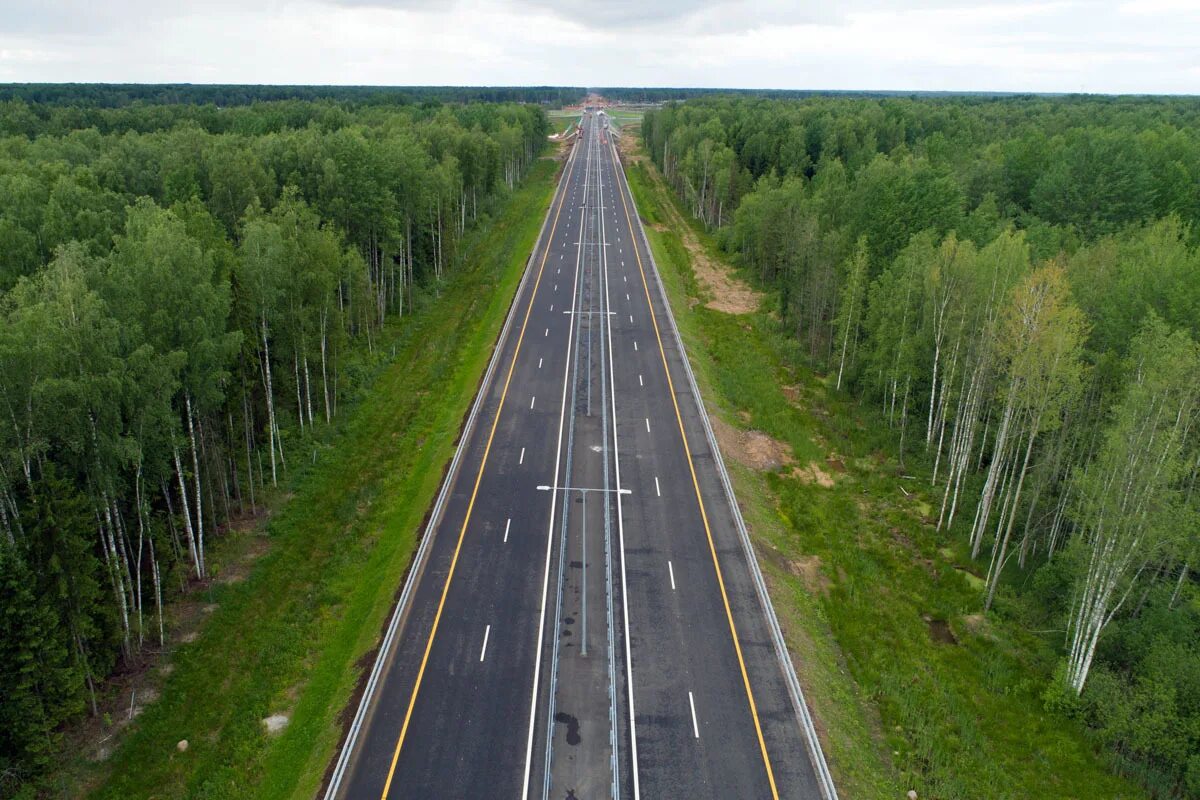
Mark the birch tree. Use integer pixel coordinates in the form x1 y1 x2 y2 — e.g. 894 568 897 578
1064 318 1200 694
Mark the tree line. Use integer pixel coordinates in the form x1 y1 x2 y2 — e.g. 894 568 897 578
0 83 583 111
0 95 548 790
642 95 1200 797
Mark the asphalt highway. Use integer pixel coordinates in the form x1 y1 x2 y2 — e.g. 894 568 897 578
326 111 831 800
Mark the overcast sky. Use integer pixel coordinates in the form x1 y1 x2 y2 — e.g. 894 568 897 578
0 0 1197 94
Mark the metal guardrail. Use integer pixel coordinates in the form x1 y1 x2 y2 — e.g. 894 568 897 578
322 147 577 800
613 143 840 800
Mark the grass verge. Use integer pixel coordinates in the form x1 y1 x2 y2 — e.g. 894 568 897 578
621 146 1146 800
75 159 559 800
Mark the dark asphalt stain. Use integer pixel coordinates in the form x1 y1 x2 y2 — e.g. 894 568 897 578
564 617 575 624
554 712 582 746
569 560 583 569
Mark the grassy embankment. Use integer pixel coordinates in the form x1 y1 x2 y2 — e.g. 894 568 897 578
71 158 560 800
620 142 1146 800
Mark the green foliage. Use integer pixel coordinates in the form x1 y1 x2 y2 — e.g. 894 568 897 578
625 153 1145 799
0 92 550 795
639 94 1200 796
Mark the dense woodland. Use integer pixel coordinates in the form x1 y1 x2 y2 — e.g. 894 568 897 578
0 83 583 110
0 91 548 791
643 95 1200 796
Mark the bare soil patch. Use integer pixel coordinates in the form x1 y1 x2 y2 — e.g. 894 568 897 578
710 413 794 472
924 615 959 646
792 461 837 488
789 555 832 597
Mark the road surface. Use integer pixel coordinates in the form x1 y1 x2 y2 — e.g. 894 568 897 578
325 110 835 800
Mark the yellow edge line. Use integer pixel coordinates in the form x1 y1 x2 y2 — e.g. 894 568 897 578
378 144 581 799
612 145 781 799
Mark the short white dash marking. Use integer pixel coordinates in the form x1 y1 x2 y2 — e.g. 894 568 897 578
688 691 699 738
638 374 643 386
634 341 638 351
668 561 676 591
519 447 525 465
645 418 650 433
655 476 661 497
504 518 511 543
550 304 554 312
531 396 536 410
554 284 558 292
626 293 630 301
480 625 491 662
544 328 549 338
629 314 633 324
538 357 543 369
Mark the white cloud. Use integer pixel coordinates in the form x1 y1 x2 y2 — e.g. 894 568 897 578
0 0 1196 93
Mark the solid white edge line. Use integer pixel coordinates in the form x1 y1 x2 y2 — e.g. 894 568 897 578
600 129 641 800
520 152 591 800
480 625 491 662
322 128 581 800
688 691 699 739
608 136 839 800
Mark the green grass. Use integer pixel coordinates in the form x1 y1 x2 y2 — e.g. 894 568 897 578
622 149 1147 800
74 159 560 800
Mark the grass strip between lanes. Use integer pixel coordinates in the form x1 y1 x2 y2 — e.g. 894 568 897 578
80 158 559 800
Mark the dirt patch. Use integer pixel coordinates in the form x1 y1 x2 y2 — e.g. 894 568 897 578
710 413 794 472
924 615 959 646
792 462 836 488
215 531 270 585
789 555 832 597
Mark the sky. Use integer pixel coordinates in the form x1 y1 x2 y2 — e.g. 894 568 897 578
0 0 1198 94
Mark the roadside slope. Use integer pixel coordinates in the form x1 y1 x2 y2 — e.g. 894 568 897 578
82 159 559 800
619 139 1145 800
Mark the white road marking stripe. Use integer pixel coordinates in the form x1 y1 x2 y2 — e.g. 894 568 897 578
521 166 590 800
668 561 676 591
630 315 634 323
544 328 549 337
538 357 543 369
519 447 525 464
645 418 650 433
655 476 661 497
480 625 491 662
504 518 511 543
531 396 536 410
634 341 638 351
638 374 643 386
550 304 554 312
688 691 699 738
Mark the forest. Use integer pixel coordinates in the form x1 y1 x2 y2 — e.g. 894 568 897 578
642 94 1200 796
0 90 548 792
